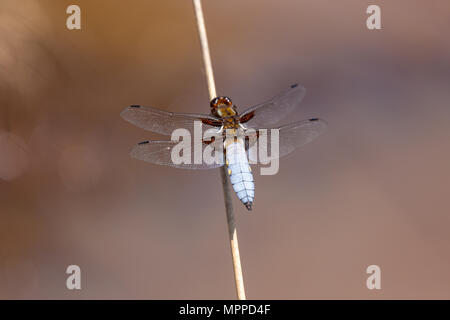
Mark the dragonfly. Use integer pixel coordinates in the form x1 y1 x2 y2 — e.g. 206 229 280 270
121 84 326 211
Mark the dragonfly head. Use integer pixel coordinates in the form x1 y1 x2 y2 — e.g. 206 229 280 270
210 96 237 118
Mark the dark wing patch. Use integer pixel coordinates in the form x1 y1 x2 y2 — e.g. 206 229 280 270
201 118 223 127
238 111 255 124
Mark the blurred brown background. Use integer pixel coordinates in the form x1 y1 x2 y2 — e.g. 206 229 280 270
1 0 450 299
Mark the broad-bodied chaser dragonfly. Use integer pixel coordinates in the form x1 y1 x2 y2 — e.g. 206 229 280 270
121 84 326 211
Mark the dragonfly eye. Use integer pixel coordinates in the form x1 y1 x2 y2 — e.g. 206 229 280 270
210 96 233 109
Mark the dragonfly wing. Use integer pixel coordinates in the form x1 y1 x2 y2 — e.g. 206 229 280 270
121 105 222 136
247 118 326 162
130 140 225 169
239 84 306 129
276 118 327 157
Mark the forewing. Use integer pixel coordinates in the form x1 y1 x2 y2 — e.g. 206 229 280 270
239 84 306 129
121 105 222 136
130 140 225 169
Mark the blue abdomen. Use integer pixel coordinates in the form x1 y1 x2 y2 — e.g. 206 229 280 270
225 139 255 210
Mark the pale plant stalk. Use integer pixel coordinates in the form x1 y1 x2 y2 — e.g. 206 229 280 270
192 0 246 300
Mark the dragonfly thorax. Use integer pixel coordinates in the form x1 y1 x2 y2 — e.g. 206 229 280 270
222 117 240 130
210 96 238 119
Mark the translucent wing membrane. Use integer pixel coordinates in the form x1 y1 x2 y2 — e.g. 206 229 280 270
122 85 325 169
239 84 307 129
276 118 326 157
121 105 222 136
247 118 327 162
130 140 225 169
